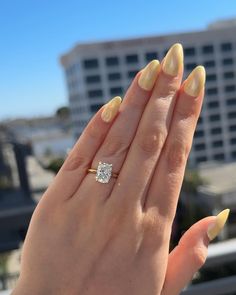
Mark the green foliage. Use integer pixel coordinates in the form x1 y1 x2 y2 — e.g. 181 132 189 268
182 169 206 194
56 106 70 120
45 157 65 174
0 253 9 275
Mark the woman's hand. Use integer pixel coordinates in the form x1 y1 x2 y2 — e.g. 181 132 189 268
12 44 229 295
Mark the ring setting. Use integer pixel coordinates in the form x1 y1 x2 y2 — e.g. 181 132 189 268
88 161 118 184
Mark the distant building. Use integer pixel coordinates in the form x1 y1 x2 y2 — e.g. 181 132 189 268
3 116 74 161
60 18 236 167
198 161 236 239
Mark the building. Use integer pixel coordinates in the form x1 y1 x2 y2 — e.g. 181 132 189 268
197 161 236 239
3 116 74 161
60 18 236 167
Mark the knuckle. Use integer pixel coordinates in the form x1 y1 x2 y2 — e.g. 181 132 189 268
165 139 190 172
86 122 102 142
62 152 89 171
191 247 207 269
102 134 128 157
136 129 165 155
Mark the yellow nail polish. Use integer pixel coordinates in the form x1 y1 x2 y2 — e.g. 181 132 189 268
138 59 160 91
207 209 230 241
184 66 206 97
162 43 183 76
101 96 122 122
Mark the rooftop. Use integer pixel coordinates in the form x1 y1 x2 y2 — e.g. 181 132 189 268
198 161 236 195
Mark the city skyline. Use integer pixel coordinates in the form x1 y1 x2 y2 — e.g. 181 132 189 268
1 0 236 119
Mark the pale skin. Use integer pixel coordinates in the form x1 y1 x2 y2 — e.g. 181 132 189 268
12 44 220 295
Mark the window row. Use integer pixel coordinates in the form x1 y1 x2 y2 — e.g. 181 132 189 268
196 150 236 163
81 42 234 70
85 70 139 84
194 124 236 137
87 87 124 98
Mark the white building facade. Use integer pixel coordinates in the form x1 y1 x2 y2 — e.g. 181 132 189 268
60 20 236 167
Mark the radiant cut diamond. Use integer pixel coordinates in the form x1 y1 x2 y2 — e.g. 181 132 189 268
96 162 113 183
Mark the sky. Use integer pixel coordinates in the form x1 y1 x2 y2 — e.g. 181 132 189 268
1 0 236 120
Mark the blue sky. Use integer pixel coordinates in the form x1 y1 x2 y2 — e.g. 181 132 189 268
1 0 236 120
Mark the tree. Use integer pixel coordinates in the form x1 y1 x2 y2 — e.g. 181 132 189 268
45 157 64 174
56 106 70 120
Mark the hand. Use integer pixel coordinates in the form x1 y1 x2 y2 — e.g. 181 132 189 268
12 44 229 295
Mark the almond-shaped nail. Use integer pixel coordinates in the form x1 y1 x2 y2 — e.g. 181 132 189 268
138 59 160 91
184 66 206 97
207 209 230 241
162 43 183 76
101 96 122 122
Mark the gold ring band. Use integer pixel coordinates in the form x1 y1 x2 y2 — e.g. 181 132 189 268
88 168 118 178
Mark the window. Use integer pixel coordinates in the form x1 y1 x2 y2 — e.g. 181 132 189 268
224 72 235 79
194 130 205 138
202 45 214 54
196 156 207 163
127 70 139 78
231 151 236 159
110 87 123 96
229 125 236 132
186 63 197 71
90 104 103 113
207 101 219 109
230 137 236 145
212 140 223 148
213 153 225 160
222 58 234 66
108 72 121 81
221 42 233 52
106 56 119 66
209 114 221 122
85 75 101 84
145 52 158 62
207 74 217 82
198 116 203 124
194 143 206 151
87 89 103 98
207 88 218 95
226 98 236 106
225 85 236 93
228 111 236 119
126 54 139 64
211 127 222 135
204 60 215 68
83 58 99 69
184 47 196 56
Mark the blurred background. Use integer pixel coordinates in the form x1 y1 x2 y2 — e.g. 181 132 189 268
1 0 236 294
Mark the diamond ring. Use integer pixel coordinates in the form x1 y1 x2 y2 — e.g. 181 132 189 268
88 161 118 184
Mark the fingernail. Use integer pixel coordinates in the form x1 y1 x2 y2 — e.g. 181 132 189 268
184 66 206 97
101 96 122 122
138 59 160 91
207 209 230 241
162 43 183 76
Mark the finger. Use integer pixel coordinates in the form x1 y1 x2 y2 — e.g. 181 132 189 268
110 43 183 208
162 210 230 295
146 66 206 217
41 97 121 203
74 60 160 202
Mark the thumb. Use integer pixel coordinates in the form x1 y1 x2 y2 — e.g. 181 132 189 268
161 209 229 295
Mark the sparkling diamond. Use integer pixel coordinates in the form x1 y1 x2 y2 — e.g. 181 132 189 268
96 162 113 183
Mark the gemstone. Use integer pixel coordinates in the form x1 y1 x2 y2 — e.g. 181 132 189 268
96 162 113 183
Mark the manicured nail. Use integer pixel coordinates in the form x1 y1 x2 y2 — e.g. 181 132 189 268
101 96 122 122
138 60 160 91
184 66 206 97
162 43 183 76
207 209 230 241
